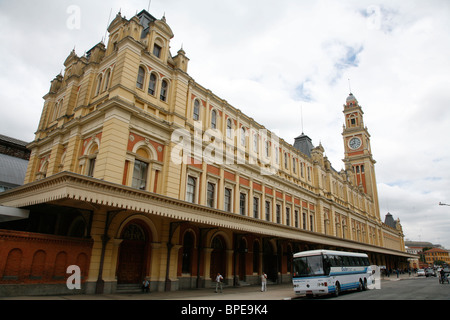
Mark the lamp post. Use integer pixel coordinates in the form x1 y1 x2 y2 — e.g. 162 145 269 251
439 202 450 206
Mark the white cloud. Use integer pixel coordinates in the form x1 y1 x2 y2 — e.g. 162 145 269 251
1 0 450 248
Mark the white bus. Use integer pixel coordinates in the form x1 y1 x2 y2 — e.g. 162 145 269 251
292 250 374 297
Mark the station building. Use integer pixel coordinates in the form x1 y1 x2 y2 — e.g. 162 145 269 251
0 9 410 296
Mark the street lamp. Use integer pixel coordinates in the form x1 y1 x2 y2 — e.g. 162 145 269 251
439 202 450 206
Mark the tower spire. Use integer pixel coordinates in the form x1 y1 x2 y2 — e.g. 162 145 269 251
300 104 304 135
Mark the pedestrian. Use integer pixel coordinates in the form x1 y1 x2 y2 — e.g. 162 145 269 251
215 273 223 293
261 272 267 292
142 278 150 293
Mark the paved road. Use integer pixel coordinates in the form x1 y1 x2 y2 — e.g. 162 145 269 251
288 274 450 300
328 275 450 300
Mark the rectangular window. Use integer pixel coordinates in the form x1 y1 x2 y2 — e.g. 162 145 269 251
286 207 290 226
207 182 215 208
132 159 148 190
87 158 96 177
276 204 281 224
186 176 196 203
239 193 246 215
265 201 271 221
253 197 259 219
302 211 307 230
224 188 232 212
295 210 299 228
153 44 162 58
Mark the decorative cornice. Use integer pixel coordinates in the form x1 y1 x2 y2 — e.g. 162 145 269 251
0 172 411 258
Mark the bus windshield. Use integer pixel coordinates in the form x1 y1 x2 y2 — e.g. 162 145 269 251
293 254 330 277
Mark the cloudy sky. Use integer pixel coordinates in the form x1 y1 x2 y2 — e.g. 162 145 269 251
1 0 449 249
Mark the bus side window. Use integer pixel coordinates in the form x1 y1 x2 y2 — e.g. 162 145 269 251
342 256 349 266
349 257 355 266
329 255 336 267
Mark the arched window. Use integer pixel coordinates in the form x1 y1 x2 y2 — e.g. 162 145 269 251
284 152 288 169
153 44 162 58
137 66 145 89
207 182 215 208
211 110 217 129
224 188 232 212
52 100 63 122
96 75 102 95
226 119 232 138
104 69 111 91
132 158 148 190
160 79 168 101
240 127 246 146
186 176 197 203
148 73 157 95
193 100 200 121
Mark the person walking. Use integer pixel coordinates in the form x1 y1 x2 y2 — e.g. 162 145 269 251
215 273 223 293
261 272 267 292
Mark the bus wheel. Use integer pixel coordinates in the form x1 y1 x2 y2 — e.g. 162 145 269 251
357 279 363 291
363 279 368 291
333 283 340 297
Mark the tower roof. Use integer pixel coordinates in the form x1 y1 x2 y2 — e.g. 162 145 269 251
346 93 357 103
293 133 314 157
384 212 397 229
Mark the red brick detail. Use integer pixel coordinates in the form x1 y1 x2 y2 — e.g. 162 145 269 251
253 182 262 192
127 133 164 162
224 171 235 181
239 177 249 187
0 230 93 285
207 165 220 176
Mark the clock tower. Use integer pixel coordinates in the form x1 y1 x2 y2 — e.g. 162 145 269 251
342 93 380 218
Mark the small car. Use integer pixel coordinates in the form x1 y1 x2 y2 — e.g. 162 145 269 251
425 268 436 277
417 269 425 276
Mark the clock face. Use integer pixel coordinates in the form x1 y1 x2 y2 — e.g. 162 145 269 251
349 137 361 150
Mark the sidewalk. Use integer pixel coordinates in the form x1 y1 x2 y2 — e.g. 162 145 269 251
0 274 419 300
0 283 296 301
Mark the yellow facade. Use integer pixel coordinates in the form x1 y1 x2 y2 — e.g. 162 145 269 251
423 248 450 266
0 9 409 294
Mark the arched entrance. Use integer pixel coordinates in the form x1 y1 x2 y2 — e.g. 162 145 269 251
117 222 149 284
210 235 226 281
263 239 278 282
238 238 247 281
